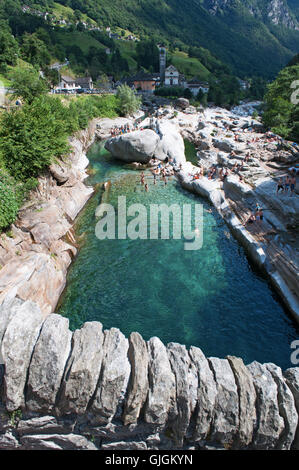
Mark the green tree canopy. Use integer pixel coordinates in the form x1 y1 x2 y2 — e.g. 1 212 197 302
263 64 299 142
9 66 49 104
0 22 19 70
21 32 51 67
116 84 141 116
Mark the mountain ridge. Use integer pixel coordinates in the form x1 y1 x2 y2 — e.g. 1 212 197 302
2 0 299 79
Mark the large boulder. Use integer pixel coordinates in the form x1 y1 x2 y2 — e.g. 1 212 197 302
265 363 298 450
175 98 189 110
91 328 131 425
247 361 284 449
189 346 217 442
1 301 46 411
144 337 176 426
154 120 186 164
26 314 72 413
208 357 239 446
58 322 104 416
284 368 299 450
105 130 160 163
123 332 149 426
167 343 192 446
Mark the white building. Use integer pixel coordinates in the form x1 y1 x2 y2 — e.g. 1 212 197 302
54 75 93 93
186 78 210 96
164 65 180 86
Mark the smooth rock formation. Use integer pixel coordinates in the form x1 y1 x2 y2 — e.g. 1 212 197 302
145 337 176 426
175 98 190 110
208 357 239 446
167 343 192 446
284 368 299 449
26 314 72 413
17 416 71 436
266 363 298 450
247 361 285 449
105 130 160 163
227 356 257 447
123 332 149 426
58 322 104 416
154 120 186 164
189 346 217 442
91 328 130 424
20 433 97 450
1 301 46 411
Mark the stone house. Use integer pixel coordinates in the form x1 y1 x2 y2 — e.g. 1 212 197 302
164 65 180 86
126 72 161 93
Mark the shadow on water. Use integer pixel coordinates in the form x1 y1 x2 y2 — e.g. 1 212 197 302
58 140 299 370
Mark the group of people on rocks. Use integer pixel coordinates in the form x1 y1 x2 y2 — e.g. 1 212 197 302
244 203 264 226
276 174 296 197
110 121 141 137
139 158 176 191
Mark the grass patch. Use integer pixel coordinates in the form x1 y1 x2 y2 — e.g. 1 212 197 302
170 50 210 81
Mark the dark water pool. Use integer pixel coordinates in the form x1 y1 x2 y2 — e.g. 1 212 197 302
58 142 298 369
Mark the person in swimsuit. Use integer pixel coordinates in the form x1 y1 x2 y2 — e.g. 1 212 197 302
276 178 284 195
290 176 296 197
244 212 256 226
284 176 290 194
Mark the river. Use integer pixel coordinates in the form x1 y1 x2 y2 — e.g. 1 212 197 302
58 141 299 369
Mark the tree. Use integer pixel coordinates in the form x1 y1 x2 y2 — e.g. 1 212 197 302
96 73 110 90
0 96 72 181
183 88 193 100
136 39 159 72
0 170 20 232
10 67 49 104
116 84 141 116
21 33 51 67
263 64 299 142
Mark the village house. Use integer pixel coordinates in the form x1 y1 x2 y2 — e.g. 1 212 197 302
55 75 93 93
185 78 210 96
125 72 161 93
56 75 78 91
75 76 93 91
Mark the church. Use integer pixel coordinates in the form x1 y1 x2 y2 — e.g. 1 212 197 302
158 44 209 95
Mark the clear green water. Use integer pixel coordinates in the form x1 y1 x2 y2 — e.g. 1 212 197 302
58 141 298 369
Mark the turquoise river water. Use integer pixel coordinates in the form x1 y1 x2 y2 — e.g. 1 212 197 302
58 141 299 369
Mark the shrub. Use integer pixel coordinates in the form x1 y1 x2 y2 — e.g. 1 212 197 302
0 171 20 231
116 85 141 116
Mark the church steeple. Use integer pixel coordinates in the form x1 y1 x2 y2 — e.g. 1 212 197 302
158 44 166 83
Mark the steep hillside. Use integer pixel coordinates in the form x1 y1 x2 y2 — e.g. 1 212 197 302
1 0 298 79
45 0 299 78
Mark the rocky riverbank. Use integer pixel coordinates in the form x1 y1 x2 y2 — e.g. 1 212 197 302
0 120 99 314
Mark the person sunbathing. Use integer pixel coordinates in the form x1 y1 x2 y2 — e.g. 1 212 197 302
244 213 256 226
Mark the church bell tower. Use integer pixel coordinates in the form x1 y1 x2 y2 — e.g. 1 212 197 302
158 44 166 83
